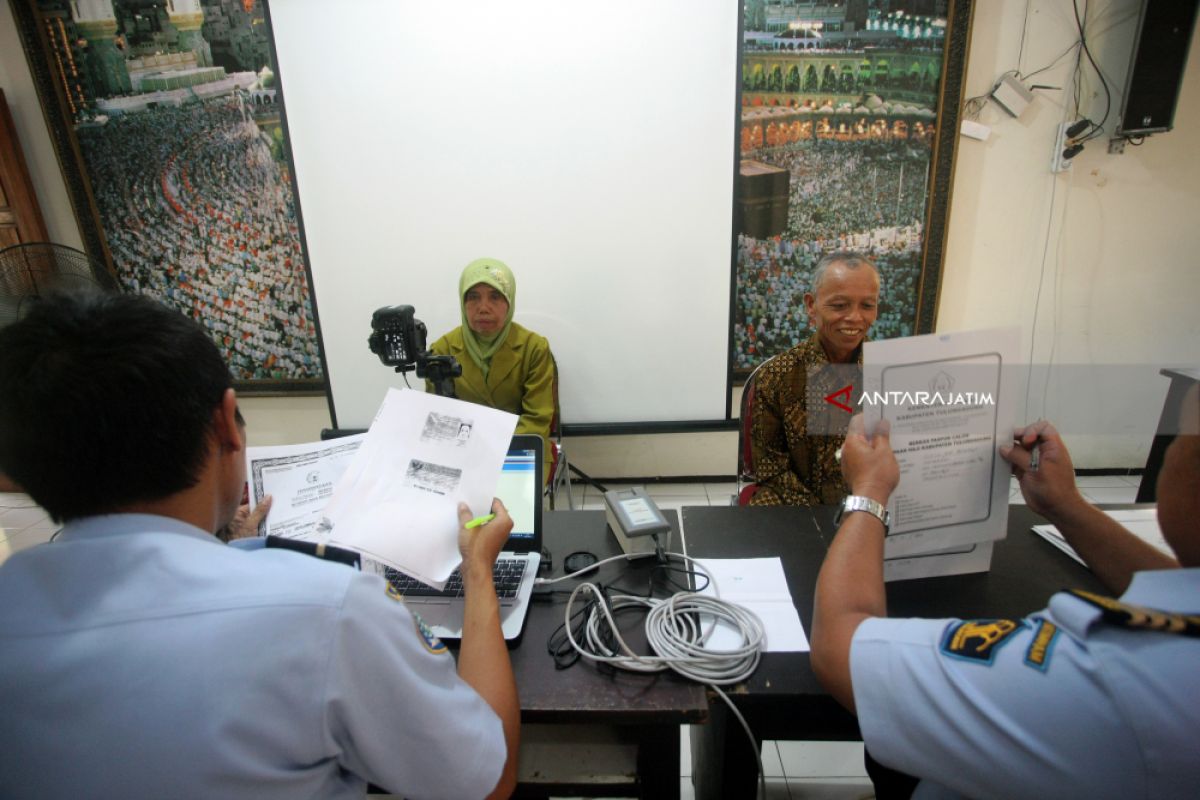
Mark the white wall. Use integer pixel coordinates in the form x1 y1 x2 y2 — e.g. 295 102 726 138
4 0 1197 474
268 0 738 429
939 0 1200 467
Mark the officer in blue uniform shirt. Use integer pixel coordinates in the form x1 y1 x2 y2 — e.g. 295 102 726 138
0 292 519 799
810 395 1200 800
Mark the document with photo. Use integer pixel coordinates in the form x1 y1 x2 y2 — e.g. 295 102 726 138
321 388 518 588
245 434 366 540
862 327 1020 557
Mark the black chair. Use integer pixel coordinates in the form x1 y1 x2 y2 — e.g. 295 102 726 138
735 358 773 505
546 351 573 509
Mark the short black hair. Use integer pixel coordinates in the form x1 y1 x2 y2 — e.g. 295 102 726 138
0 291 233 522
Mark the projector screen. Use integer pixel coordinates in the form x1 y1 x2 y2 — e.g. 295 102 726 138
270 0 739 428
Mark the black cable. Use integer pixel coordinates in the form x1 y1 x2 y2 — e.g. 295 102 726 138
1066 118 1092 138
969 37 1079 121
654 561 710 594
545 557 647 669
1073 0 1113 143
1072 20 1085 120
1017 0 1032 73
547 587 597 669
544 553 711 669
1021 41 1082 82
962 92 990 120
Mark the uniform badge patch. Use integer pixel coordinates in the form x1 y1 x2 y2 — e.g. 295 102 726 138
413 613 448 655
1023 619 1059 671
940 619 1022 664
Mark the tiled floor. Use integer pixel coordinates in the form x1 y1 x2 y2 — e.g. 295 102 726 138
0 493 58 566
1009 474 1143 505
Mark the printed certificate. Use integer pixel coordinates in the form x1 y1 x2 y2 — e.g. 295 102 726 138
246 435 366 540
862 328 1021 558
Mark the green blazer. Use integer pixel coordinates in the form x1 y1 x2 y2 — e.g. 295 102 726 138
428 322 555 483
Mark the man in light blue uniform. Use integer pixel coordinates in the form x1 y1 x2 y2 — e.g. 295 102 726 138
0 292 519 799
810 398 1200 800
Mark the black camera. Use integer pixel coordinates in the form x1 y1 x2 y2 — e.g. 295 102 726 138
368 305 426 369
367 305 461 396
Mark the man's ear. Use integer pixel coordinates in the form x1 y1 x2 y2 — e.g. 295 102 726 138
214 388 245 455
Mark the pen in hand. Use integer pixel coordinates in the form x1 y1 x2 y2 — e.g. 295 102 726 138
464 513 496 529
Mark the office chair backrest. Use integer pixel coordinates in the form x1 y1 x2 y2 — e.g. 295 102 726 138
545 350 572 508
548 350 562 479
736 357 771 505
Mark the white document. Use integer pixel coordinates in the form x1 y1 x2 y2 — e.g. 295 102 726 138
245 434 366 540
863 328 1020 559
321 388 518 588
883 540 994 582
697 557 809 653
1032 507 1172 567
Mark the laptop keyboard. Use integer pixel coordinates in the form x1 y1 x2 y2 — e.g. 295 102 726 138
385 557 528 599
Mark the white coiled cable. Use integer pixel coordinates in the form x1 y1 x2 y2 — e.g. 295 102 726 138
555 552 769 799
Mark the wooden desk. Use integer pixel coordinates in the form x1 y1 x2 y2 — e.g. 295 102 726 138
683 504 1110 799
512 510 707 798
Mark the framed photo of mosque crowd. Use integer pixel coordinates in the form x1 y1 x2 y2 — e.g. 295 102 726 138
10 0 324 394
732 0 972 377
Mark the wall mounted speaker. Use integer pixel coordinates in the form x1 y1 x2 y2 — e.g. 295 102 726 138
1115 0 1200 137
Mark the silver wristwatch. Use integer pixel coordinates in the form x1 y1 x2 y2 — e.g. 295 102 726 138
833 495 890 533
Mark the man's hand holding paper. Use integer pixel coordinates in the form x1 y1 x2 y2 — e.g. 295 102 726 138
322 388 518 588
458 499 513 582
860 327 1020 560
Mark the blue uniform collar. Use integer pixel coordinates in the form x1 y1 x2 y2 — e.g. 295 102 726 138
57 513 217 545
1122 568 1200 614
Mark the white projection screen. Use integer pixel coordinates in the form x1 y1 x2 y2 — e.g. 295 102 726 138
269 0 739 429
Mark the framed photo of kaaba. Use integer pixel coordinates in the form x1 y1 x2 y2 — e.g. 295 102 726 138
732 0 973 378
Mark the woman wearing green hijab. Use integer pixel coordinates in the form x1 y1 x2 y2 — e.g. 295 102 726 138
428 258 555 483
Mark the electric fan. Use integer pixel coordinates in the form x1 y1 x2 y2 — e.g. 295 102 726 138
0 242 117 328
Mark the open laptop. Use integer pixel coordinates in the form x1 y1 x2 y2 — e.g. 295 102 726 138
380 433 543 645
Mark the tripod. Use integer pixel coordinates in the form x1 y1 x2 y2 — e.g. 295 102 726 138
415 354 462 398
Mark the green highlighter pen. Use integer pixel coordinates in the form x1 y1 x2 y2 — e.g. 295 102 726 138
464 513 496 529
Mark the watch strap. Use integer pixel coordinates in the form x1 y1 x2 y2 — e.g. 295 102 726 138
835 495 890 533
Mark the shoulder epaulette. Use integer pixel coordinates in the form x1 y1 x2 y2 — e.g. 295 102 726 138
1069 589 1200 638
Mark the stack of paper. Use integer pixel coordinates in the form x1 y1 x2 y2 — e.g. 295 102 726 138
696 557 808 653
245 388 517 588
862 328 1021 582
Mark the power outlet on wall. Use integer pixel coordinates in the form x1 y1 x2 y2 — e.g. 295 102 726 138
1051 122 1080 173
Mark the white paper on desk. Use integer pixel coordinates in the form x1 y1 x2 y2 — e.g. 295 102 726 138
245 434 366 540
863 328 1020 558
1033 508 1172 567
697 558 808 653
321 388 518 588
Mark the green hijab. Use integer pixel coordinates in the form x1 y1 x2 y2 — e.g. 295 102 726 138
459 257 516 379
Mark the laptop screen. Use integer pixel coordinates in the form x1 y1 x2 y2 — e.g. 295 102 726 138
494 436 542 548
